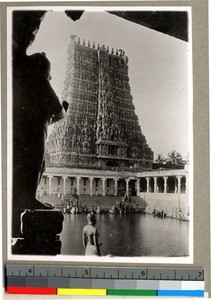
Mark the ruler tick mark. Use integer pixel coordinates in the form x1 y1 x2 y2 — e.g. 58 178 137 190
6 266 204 286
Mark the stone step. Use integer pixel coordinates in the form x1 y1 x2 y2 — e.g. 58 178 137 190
40 194 147 209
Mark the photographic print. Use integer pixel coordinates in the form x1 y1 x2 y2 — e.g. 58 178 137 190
8 6 192 263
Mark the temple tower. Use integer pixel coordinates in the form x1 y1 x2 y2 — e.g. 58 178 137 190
47 35 153 169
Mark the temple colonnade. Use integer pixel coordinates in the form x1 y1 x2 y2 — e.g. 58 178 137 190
38 175 134 197
37 170 188 197
137 169 189 219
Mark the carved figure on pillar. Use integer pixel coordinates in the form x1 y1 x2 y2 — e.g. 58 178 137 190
13 52 67 211
12 12 70 255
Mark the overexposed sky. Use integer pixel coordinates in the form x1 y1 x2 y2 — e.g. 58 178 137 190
28 9 191 158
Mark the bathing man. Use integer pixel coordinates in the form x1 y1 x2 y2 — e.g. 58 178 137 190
82 213 101 256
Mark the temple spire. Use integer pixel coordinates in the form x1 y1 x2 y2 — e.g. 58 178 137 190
47 37 153 168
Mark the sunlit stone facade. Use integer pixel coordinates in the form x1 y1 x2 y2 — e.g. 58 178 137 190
47 35 153 169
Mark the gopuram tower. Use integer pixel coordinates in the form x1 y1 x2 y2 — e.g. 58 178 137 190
47 35 153 170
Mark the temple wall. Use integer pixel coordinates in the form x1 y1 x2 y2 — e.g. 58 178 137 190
139 192 189 220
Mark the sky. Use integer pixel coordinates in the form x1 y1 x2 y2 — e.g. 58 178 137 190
28 9 191 159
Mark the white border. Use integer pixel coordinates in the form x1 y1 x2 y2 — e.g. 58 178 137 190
7 5 193 264
6 5 191 11
187 4 193 264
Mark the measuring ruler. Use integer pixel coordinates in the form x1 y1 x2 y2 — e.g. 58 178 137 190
6 265 205 296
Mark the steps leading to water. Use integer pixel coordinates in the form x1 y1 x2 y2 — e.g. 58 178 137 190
40 194 147 209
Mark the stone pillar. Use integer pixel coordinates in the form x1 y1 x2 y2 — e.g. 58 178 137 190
114 178 118 196
63 176 67 196
153 177 158 193
146 177 150 193
136 178 140 195
76 176 81 196
174 177 178 193
163 176 168 194
101 178 106 196
177 175 182 194
185 174 188 194
89 177 94 196
126 178 130 196
48 175 53 195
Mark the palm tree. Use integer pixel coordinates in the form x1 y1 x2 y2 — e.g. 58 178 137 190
167 150 183 165
155 154 165 163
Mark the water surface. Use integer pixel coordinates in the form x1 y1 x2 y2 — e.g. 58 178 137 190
60 214 189 257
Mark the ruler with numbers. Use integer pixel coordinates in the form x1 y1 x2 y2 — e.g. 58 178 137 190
6 265 205 296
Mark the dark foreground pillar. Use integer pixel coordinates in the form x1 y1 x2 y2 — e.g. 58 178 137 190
12 209 64 255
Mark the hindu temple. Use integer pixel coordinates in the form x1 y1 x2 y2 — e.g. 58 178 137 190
47 35 153 170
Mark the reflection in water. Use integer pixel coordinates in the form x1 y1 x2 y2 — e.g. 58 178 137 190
60 214 189 257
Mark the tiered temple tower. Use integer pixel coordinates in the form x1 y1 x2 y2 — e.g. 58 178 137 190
47 35 153 170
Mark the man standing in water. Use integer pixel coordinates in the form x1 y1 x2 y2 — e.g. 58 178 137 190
82 213 101 256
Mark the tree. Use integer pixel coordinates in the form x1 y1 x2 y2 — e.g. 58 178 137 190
155 154 165 163
182 153 189 165
166 150 183 165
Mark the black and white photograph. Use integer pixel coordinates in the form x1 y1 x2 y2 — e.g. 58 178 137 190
8 6 192 262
